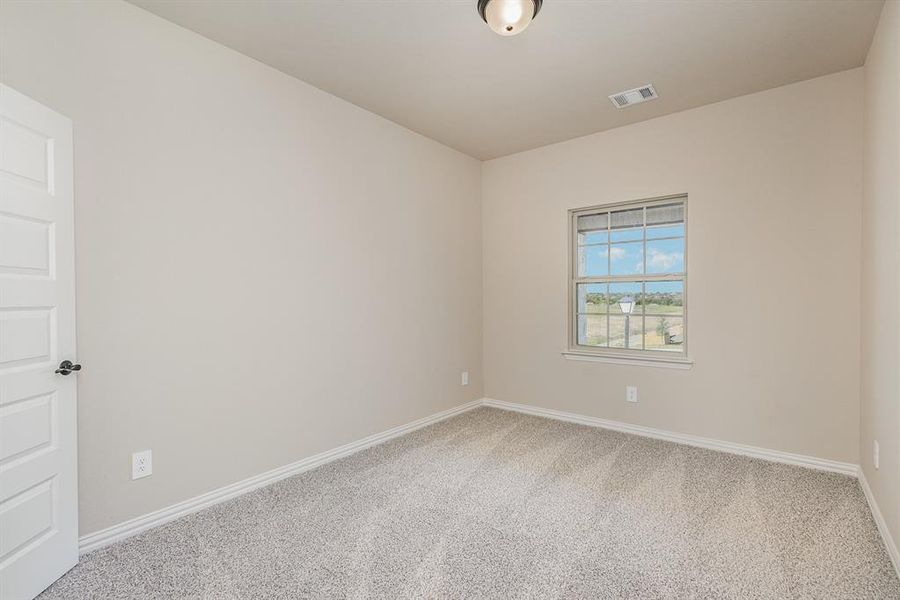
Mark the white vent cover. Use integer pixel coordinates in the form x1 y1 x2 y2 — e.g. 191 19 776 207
609 84 658 108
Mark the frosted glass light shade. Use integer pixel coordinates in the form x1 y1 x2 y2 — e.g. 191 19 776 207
482 0 538 36
619 297 636 315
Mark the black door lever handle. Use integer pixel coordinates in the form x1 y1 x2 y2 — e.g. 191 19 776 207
55 360 82 375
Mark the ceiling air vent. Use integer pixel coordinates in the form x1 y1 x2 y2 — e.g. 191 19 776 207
609 84 658 108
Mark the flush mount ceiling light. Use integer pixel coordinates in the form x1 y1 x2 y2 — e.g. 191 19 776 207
477 0 543 36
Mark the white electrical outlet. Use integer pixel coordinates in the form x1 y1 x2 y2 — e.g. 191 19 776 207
132 450 152 480
461 370 469 386
874 440 880 470
626 386 638 403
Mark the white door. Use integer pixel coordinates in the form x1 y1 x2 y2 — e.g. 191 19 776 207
0 85 78 599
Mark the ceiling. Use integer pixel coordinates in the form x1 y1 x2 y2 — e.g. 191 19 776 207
129 0 884 160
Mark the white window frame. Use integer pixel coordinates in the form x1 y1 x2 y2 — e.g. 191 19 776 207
564 194 693 369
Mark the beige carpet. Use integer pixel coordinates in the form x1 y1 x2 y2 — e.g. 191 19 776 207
40 407 899 599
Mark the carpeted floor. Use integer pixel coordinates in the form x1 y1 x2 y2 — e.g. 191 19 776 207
40 407 899 599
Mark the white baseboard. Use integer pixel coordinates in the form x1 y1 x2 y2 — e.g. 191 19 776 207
858 469 900 578
81 396 885 569
78 399 482 554
480 398 858 476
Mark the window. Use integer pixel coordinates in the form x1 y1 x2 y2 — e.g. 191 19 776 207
568 195 687 362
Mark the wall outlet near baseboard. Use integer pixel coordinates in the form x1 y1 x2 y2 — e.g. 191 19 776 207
626 386 638 403
874 440 879 470
132 450 152 480
461 370 469 386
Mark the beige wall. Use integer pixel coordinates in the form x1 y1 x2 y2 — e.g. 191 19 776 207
0 0 483 535
483 69 863 464
861 0 900 545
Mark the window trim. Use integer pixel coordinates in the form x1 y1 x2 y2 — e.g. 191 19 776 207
566 194 690 365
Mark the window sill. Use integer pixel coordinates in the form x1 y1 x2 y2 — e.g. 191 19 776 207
561 350 694 369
